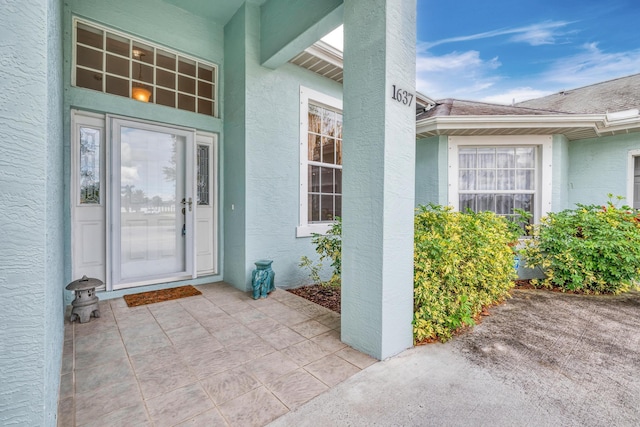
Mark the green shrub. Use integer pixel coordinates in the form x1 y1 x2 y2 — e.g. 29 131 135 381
299 218 341 287
413 205 517 343
520 196 640 294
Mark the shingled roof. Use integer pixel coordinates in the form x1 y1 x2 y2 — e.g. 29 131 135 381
416 98 560 120
515 73 640 113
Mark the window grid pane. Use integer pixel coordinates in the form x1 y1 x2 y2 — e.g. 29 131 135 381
458 145 536 218
307 102 342 224
74 19 217 117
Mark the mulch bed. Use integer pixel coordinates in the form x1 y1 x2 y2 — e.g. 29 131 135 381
288 280 589 319
123 285 201 307
287 284 341 313
514 279 592 294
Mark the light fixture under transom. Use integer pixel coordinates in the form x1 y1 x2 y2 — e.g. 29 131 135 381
132 49 151 103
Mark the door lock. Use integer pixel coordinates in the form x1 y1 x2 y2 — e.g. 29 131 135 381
181 197 193 212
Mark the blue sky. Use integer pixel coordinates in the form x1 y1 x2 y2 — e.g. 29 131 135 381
417 0 640 104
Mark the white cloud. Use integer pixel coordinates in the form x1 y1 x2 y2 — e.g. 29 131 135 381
480 87 553 105
541 43 640 88
416 37 640 104
416 50 502 99
421 20 572 50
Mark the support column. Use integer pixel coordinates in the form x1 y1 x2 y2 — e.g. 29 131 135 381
341 0 417 360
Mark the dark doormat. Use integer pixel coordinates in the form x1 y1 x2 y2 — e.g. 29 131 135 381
123 285 202 307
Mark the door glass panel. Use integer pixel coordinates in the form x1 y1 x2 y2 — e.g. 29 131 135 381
119 127 187 281
79 127 101 204
197 145 209 205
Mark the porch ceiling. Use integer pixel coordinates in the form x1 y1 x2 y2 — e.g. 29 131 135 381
161 0 268 25
289 41 343 84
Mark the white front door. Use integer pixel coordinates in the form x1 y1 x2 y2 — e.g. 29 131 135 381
109 117 195 289
71 111 218 290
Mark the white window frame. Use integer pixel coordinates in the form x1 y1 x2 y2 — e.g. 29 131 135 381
72 17 218 117
447 135 553 223
626 149 640 208
297 86 343 237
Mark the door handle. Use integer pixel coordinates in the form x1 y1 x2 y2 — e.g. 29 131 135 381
181 197 193 212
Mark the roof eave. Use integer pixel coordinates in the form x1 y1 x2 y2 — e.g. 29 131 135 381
415 114 610 140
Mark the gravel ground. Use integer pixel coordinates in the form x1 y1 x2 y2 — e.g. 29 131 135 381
450 289 640 426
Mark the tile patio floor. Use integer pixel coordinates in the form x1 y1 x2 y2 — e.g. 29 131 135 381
57 282 376 427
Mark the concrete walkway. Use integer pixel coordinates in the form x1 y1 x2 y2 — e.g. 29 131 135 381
270 290 640 427
57 282 376 427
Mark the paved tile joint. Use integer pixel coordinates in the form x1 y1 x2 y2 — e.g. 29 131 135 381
57 282 376 427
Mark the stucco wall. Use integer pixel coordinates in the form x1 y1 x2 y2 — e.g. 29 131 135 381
223 5 248 289
0 0 64 425
567 133 640 206
551 134 570 212
224 3 343 291
415 135 448 207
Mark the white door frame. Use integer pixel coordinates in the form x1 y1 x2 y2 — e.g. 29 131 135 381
107 115 197 290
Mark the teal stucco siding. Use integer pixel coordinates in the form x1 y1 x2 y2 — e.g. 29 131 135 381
567 133 640 207
224 3 343 291
551 134 570 212
415 135 448 207
0 0 65 425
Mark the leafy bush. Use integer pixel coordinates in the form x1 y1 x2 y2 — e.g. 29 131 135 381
413 205 518 343
299 218 342 287
521 196 640 294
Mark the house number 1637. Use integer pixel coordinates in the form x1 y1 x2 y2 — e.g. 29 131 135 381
391 85 414 107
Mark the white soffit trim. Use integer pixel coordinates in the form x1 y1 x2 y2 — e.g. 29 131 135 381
417 114 605 139
305 41 343 68
417 113 640 140
289 41 343 84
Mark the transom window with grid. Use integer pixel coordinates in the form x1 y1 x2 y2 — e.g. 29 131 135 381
73 19 217 116
307 103 343 223
458 146 536 220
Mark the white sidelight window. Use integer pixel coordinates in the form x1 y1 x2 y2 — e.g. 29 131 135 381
297 87 343 237
448 136 552 223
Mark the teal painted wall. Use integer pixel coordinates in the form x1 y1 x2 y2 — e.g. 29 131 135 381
567 133 640 206
551 134 570 211
0 0 64 425
223 4 248 289
224 3 343 291
45 0 65 422
415 135 448 206
62 0 227 303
